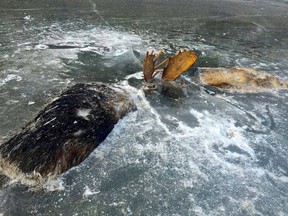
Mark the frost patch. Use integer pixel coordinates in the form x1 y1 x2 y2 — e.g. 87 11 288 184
43 178 65 192
77 109 91 121
83 186 100 198
0 74 22 87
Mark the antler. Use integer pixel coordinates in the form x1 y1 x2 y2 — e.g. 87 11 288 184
162 50 197 81
142 50 169 82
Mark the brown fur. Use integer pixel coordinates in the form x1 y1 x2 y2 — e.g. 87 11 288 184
199 67 287 92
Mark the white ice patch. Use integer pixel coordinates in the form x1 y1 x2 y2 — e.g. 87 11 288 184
83 186 100 198
106 81 259 189
23 15 33 21
125 71 143 80
77 109 91 121
5 100 19 105
0 74 22 87
35 44 49 49
43 178 65 192
40 27 145 57
189 109 256 160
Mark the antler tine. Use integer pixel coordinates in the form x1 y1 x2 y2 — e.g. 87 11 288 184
153 49 163 62
152 58 169 78
154 57 169 70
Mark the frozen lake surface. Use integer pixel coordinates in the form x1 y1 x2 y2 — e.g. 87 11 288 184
0 0 288 215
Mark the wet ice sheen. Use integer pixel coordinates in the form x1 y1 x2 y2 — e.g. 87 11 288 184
0 0 288 215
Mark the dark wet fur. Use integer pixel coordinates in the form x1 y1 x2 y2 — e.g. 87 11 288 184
0 83 134 176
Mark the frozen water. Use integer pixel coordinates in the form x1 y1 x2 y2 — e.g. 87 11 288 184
0 0 288 215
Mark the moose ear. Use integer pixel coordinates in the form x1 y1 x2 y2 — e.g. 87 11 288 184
162 50 197 81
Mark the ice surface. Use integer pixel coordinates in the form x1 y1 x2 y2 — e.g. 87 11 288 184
0 74 22 87
0 0 288 215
